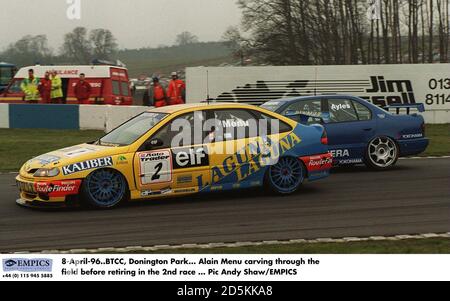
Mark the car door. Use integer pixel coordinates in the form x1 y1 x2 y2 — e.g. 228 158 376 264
134 111 210 197
323 97 376 164
205 108 264 191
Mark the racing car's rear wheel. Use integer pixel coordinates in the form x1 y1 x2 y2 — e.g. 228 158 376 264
365 136 399 170
266 156 305 195
81 169 128 208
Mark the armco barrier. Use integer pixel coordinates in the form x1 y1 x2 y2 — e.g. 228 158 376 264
9 104 79 130
1 104 152 131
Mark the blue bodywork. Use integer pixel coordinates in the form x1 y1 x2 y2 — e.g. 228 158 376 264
262 95 429 165
198 123 331 194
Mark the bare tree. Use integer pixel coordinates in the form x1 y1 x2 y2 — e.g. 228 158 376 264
61 27 92 64
90 29 118 60
175 31 199 46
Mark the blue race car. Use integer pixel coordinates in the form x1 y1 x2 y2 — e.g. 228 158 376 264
261 95 429 170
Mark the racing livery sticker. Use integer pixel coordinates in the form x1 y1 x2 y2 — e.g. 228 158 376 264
62 157 113 175
34 180 81 197
60 146 99 158
330 149 350 158
33 155 61 165
177 175 193 184
197 132 301 191
300 154 333 172
172 146 209 169
139 150 172 185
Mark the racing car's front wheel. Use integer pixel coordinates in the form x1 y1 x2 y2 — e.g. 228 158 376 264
266 156 305 195
81 169 128 208
365 136 399 170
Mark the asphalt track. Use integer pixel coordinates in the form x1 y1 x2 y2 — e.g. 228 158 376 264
0 157 449 252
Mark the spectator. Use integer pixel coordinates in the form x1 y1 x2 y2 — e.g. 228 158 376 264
73 73 92 104
20 69 40 103
50 70 63 104
167 71 186 105
149 77 167 107
38 71 52 104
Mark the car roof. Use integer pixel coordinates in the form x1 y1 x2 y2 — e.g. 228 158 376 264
148 102 259 114
267 94 360 103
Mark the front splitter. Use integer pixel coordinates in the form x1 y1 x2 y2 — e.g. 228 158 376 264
16 198 79 210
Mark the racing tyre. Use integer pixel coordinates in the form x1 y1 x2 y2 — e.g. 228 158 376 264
81 169 128 208
265 156 305 195
365 136 399 170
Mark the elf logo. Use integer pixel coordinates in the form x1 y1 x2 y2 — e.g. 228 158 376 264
365 76 416 106
172 147 209 169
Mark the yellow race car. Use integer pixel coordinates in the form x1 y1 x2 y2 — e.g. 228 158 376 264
16 103 332 209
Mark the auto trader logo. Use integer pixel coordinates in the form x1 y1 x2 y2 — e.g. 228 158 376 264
2 258 53 272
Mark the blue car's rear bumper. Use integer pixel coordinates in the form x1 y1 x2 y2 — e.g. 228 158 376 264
398 138 429 156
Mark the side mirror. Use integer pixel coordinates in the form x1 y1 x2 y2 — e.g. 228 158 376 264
145 138 164 150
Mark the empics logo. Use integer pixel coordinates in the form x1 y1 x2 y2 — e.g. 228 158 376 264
3 258 53 272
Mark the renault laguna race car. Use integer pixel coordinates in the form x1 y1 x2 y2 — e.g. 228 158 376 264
262 95 429 169
16 103 332 209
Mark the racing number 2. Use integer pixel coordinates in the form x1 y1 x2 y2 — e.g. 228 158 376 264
151 163 163 181
139 150 172 185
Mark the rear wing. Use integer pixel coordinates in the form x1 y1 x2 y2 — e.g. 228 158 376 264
383 103 425 115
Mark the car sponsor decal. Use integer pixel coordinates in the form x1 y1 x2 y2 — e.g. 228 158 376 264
197 132 301 191
139 150 172 185
174 188 196 194
60 146 98 158
172 146 209 169
330 149 350 158
338 158 363 164
402 133 424 139
34 180 81 197
300 154 333 171
116 155 129 165
140 186 173 197
177 175 193 184
62 157 113 175
33 155 61 165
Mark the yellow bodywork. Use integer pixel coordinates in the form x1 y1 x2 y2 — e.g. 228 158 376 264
16 103 298 206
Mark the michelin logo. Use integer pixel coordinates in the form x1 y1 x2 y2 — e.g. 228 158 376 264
62 157 113 175
3 258 52 272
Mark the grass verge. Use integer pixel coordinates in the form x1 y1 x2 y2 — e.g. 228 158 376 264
422 124 450 157
0 129 104 172
127 238 450 254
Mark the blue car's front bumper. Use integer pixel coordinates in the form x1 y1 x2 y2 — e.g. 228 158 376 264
398 138 429 156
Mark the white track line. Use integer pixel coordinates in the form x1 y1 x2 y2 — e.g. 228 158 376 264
12 232 450 254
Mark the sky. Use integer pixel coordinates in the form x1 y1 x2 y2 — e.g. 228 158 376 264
0 0 242 51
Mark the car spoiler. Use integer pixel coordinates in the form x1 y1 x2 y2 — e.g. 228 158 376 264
383 103 425 114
